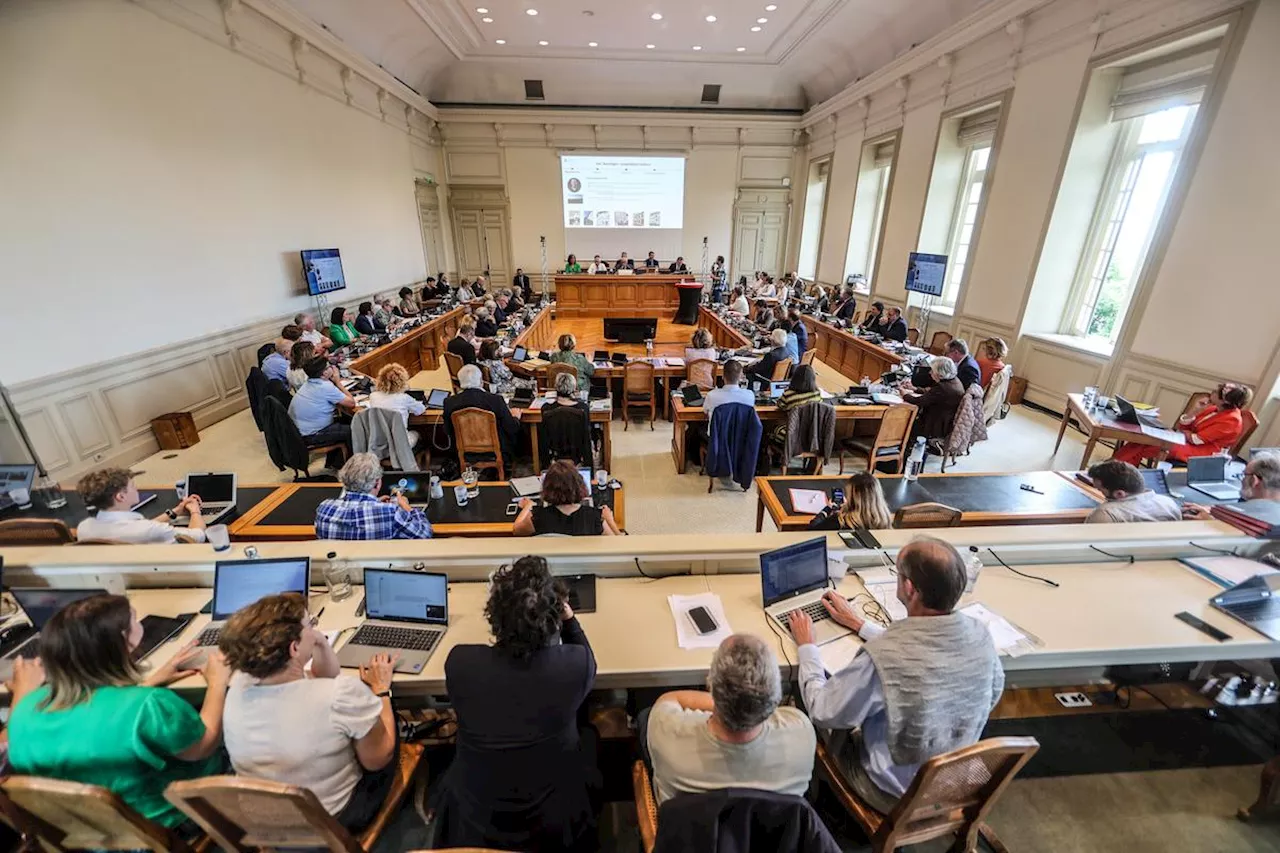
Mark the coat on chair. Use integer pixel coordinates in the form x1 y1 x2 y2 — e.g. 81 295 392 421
654 788 841 853
352 407 419 471
783 400 836 464
705 403 763 491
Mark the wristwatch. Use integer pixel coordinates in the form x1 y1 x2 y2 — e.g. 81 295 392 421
375 689 392 699
164 509 177 520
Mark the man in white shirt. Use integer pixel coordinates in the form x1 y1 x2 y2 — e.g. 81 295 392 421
75 467 206 544
588 255 609 274
640 633 815 804
729 287 750 316
702 359 754 420
293 312 328 351
1085 460 1181 523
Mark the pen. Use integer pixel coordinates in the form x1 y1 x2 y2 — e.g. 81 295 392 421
315 606 325 620
1020 484 1044 495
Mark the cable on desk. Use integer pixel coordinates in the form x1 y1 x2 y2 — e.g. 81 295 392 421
1089 544 1135 564
986 548 1060 588
1188 541 1238 556
633 556 691 582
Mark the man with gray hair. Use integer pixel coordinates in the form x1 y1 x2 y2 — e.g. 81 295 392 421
443 364 522 466
903 355 964 442
640 634 816 804
746 327 793 384
1184 451 1280 526
474 304 498 338
293 311 327 350
314 452 432 540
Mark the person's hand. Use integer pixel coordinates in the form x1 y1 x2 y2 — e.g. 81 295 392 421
395 494 412 512
179 495 203 516
519 498 533 511
359 653 398 695
822 591 865 633
1182 503 1214 521
561 600 575 622
787 610 816 647
5 657 45 700
200 650 232 691
143 640 203 686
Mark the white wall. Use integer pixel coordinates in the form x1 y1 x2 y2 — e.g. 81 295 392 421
0 0 427 385
872 100 946 300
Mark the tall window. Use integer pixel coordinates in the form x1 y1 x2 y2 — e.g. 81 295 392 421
843 138 894 292
1066 105 1197 340
941 145 991 305
796 159 830 280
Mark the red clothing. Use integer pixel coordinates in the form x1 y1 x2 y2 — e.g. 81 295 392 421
976 357 1005 389
1113 405 1243 465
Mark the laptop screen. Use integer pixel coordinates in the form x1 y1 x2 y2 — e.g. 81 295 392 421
13 588 106 630
760 537 829 607
513 346 528 362
186 473 235 504
212 558 310 620
364 569 448 624
380 473 430 503
769 381 790 399
0 464 36 496
1140 469 1170 496
1187 455 1227 484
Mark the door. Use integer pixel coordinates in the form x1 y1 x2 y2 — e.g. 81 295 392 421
451 206 512 285
415 183 445 277
756 211 787 278
732 207 789 281
733 210 763 283
480 209 511 285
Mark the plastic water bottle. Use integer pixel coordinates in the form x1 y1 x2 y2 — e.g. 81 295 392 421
905 436 926 481
964 546 984 594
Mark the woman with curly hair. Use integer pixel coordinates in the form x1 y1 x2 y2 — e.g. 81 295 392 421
433 556 597 852
218 594 398 831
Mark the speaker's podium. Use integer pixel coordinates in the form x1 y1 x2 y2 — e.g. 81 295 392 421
674 280 704 325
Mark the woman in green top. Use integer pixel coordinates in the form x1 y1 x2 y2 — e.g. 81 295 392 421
7 594 231 830
563 254 582 274
770 364 823 445
547 333 595 391
328 306 361 346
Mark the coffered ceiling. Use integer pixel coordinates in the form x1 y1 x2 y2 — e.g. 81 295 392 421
285 0 991 110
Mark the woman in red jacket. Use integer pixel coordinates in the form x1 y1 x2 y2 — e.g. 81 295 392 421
1113 383 1252 466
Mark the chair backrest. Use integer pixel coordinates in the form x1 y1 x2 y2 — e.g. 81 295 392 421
686 358 717 391
261 396 310 474
877 737 1039 851
478 363 492 384
907 327 921 346
255 342 276 365
876 404 917 450
945 383 988 456
164 776 358 853
443 351 465 389
624 360 656 393
0 776 192 852
540 404 592 466
0 518 73 546
894 502 962 528
799 349 816 367
1232 408 1259 458
245 366 268 432
451 407 503 475
545 362 579 391
1179 390 1211 421
982 365 1013 424
770 357 793 381
926 330 953 355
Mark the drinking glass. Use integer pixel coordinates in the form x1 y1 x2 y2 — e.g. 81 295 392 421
324 563 353 602
463 466 480 498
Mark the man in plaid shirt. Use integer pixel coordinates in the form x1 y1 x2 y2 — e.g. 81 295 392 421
315 453 433 540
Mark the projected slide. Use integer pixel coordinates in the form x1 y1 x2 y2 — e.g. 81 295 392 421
562 156 685 230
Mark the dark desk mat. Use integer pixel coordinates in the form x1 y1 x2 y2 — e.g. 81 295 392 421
258 485 616 527
773 471 1095 516
774 478 935 515
0 486 276 529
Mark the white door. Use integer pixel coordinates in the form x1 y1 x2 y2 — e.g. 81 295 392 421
452 208 487 279
733 210 762 283
416 184 445 277
480 209 511 286
757 210 788 277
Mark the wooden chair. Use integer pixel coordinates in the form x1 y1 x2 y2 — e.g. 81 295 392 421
839 404 917 474
477 363 492 385
770 357 793 381
0 518 74 546
894 501 962 528
926 330 953 355
0 776 201 852
632 761 659 853
544 362 578 393
451 407 506 480
799 349 816 367
164 742 425 853
443 351 464 392
907 327 921 347
623 361 656 431
1178 390 1211 421
815 737 1038 853
685 358 717 392
1231 409 1259 458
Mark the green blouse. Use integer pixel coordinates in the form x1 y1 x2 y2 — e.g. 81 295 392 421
548 350 595 389
564 262 583 273
328 322 359 345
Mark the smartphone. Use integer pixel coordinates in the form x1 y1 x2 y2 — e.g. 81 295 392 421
831 488 845 505
687 605 718 635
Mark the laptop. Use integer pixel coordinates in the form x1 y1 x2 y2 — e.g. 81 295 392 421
1141 468 1172 497
680 385 704 406
380 472 431 506
1210 574 1280 641
1187 455 1241 500
192 557 311 648
0 588 106 679
761 537 852 646
593 350 611 366
425 388 449 410
175 473 237 526
611 352 629 366
0 464 36 511
510 345 529 362
769 380 790 399
406 389 427 403
512 385 536 407
336 569 449 673
560 573 597 614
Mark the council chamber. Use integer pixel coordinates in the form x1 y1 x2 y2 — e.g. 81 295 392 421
1 1 1279 851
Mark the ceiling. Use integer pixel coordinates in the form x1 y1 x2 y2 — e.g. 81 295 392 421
287 0 991 111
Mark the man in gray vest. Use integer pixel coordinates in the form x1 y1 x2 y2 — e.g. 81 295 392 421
789 536 1004 812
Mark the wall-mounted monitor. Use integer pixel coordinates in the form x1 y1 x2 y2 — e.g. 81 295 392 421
301 248 347 296
905 252 947 297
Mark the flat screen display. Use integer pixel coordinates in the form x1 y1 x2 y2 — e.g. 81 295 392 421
301 248 347 296
364 569 448 624
905 252 948 297
212 558 309 620
560 155 686 259
760 537 829 606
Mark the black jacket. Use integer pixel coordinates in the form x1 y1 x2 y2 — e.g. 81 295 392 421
540 402 592 467
747 346 790 383
475 318 498 338
447 335 477 365
654 788 841 853
443 387 521 456
354 314 384 335
881 316 908 342
956 354 981 390
513 273 530 296
906 377 964 441
834 298 858 322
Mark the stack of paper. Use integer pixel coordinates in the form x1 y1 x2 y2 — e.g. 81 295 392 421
856 567 896 587
668 593 733 650
1181 555 1278 588
789 488 828 514
665 357 685 367
960 603 1040 657
869 585 907 623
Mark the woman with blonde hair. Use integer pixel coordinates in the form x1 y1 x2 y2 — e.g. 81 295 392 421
369 363 426 446
685 328 717 361
807 472 893 530
975 337 1009 388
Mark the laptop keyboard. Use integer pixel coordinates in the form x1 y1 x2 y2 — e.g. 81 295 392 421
195 627 221 647
1227 600 1280 621
349 624 442 652
779 600 833 626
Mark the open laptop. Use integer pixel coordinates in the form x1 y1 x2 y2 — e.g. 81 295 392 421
380 472 431 507
424 388 449 410
761 537 852 646
175 473 237 526
611 352 629 366
1186 455 1241 500
0 464 36 511
193 557 310 647
680 385 704 406
593 350 611 368
336 569 449 673
1210 574 1280 641
0 588 106 680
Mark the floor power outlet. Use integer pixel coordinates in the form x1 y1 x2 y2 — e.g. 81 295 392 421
1054 691 1093 708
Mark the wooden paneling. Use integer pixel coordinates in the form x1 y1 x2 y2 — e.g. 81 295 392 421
57 394 110 460
445 150 504 182
553 274 686 317
802 316 903 383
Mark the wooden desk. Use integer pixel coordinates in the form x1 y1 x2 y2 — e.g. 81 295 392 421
802 315 904 383
232 481 626 540
410 404 615 474
554 273 693 317
698 306 755 350
348 307 465 377
511 304 556 353
1054 393 1185 468
755 471 1101 532
669 398 893 474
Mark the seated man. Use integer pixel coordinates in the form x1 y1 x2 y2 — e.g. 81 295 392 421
315 453 432 540
1085 460 1181 523
945 340 981 390
75 467 206 543
644 251 660 269
880 306 908 343
261 338 291 384
289 356 357 448
790 536 1004 813
1184 451 1280 525
443 365 522 466
493 293 512 324
746 328 791 383
641 634 816 804
615 252 635 271
293 311 328 351
703 359 754 419
474 305 498 338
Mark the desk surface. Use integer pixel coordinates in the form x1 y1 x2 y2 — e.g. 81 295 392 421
1 487 280 537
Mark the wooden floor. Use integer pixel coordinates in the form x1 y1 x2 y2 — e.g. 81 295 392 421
552 312 712 360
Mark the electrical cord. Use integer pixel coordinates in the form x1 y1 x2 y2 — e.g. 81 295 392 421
1188 541 1238 556
633 556 691 583
1089 544 1136 563
986 548 1061 588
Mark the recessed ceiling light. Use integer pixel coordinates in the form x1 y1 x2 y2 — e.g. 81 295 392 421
538 39 549 45
751 26 761 31
495 39 506 44
757 17 768 23
692 45 702 50
482 17 493 23
588 41 598 47
765 4 777 10
705 15 717 22
650 12 663 20
476 6 488 12
736 46 746 51
526 8 538 15
646 44 655 49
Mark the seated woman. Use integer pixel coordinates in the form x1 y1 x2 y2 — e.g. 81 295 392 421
548 333 595 391
219 594 398 832
975 337 1009 388
545 371 588 413
287 340 315 392
7 594 229 833
1114 382 1253 466
478 339 532 397
564 253 582 273
433 556 598 851
328 306 361 346
514 460 619 536
808 472 893 530
368 363 426 447
397 286 420 317
353 301 385 336
903 356 964 443
770 364 822 445
685 327 718 362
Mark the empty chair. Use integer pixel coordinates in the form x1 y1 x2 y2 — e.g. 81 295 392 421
893 502 962 528
623 361 657 431
906 327 921 347
685 358 717 392
774 399 835 475
451 407 506 480
769 357 793 381
0 518 73 546
799 349 816 367
839 404 917 474
443 351 465 392
351 407 418 472
925 330 953 355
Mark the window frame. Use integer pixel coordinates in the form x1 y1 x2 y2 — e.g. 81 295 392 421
843 161 892 293
939 143 992 307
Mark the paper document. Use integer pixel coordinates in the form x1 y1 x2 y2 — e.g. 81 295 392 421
817 634 862 675
870 585 907 623
960 603 1040 657
789 488 829 515
529 397 551 409
856 567 897 586
1181 556 1278 589
665 357 685 367
668 593 733 650
871 392 904 405
1139 424 1186 444
589 400 612 412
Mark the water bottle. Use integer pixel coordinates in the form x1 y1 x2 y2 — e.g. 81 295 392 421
964 546 984 594
905 437 926 481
